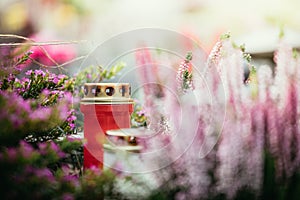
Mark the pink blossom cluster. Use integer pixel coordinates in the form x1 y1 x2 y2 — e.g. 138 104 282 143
176 57 194 94
0 140 79 200
0 68 77 145
0 90 74 137
136 36 300 199
28 34 77 67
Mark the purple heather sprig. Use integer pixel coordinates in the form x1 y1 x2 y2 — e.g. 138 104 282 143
0 68 78 145
207 40 223 68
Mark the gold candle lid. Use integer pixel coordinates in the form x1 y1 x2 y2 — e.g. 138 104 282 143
81 83 134 103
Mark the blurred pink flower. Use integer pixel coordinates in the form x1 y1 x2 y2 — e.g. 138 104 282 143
62 193 75 200
28 34 77 66
19 140 34 158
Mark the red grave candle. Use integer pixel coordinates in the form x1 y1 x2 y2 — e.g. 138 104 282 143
80 83 133 169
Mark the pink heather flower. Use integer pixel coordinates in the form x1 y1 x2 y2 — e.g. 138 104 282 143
69 123 75 130
257 65 273 103
14 76 20 82
136 110 146 116
24 165 35 174
58 104 69 120
66 136 80 142
268 39 300 179
63 91 74 104
58 91 65 98
0 46 11 57
19 141 34 158
29 107 52 121
89 165 102 175
207 40 222 68
62 193 74 200
67 115 77 123
0 91 34 128
8 73 15 82
203 38 228 96
48 72 61 84
86 73 92 80
67 109 75 115
58 74 67 79
49 90 65 100
176 59 194 94
7 148 18 161
50 141 59 152
34 168 55 182
273 40 294 106
163 69 181 132
41 89 51 96
52 77 59 84
34 69 46 77
9 114 24 127
21 103 31 115
21 77 30 83
50 90 59 95
50 141 66 158
25 70 33 76
61 169 79 185
38 142 48 155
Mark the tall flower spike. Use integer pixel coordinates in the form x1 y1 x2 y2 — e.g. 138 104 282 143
273 39 293 106
207 40 222 68
176 51 194 94
135 47 165 133
135 47 157 106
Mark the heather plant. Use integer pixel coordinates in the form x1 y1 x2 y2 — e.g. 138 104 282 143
130 100 148 128
0 68 76 145
0 138 124 200
0 38 129 199
132 33 300 200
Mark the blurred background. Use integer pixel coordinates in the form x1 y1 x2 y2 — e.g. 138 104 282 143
1 0 300 66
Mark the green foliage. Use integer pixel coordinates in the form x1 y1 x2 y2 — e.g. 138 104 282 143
220 32 231 40
74 62 125 87
76 169 123 200
185 51 193 61
243 53 252 63
14 51 33 67
0 47 125 199
101 62 126 80
182 69 193 90
292 48 299 59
